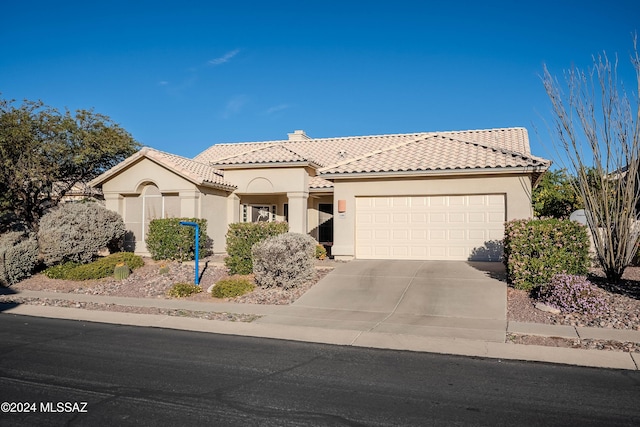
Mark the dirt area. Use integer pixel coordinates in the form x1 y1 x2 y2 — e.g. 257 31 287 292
0 256 336 321
2 257 639 352
507 267 640 352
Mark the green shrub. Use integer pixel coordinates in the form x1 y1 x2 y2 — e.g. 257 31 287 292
38 202 126 266
167 282 202 298
315 244 327 260
252 232 316 289
211 275 255 298
44 262 80 279
503 218 590 291
146 218 209 262
224 222 288 275
0 232 39 286
44 252 144 281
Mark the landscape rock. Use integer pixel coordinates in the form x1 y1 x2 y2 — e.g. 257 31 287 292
535 302 561 314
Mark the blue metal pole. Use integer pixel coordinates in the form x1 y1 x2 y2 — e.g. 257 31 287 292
179 221 200 285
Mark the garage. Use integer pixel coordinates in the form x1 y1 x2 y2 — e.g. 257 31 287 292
355 194 505 260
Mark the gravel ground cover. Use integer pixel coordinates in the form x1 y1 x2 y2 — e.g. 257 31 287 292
2 257 639 352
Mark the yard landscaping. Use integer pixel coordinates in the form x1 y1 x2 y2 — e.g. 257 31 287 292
1 255 638 353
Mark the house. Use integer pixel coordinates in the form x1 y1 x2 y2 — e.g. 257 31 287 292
89 128 551 261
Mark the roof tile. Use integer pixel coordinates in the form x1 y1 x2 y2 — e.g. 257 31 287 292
143 148 235 189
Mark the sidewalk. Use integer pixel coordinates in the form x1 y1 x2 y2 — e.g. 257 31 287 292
2 289 639 371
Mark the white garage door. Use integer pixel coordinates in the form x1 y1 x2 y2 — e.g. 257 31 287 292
355 195 505 260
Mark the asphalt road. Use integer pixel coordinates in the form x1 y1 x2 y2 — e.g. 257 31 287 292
0 314 639 426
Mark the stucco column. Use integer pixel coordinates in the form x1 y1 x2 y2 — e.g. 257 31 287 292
287 191 308 234
180 189 200 217
227 193 241 225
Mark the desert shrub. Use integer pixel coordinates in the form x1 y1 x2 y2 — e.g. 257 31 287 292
43 252 144 281
211 275 255 298
146 218 209 262
538 274 609 315
503 218 590 291
44 262 80 279
252 232 316 289
315 244 327 260
0 232 39 286
167 282 202 298
38 202 126 266
224 222 288 275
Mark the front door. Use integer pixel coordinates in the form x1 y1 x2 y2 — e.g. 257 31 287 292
318 203 334 243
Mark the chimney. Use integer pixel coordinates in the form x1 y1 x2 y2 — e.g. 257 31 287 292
287 130 311 141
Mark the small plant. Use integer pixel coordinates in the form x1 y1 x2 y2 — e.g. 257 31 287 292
315 244 327 260
43 252 144 281
113 262 130 280
252 232 316 289
159 263 170 275
167 282 202 298
211 275 255 298
538 274 609 315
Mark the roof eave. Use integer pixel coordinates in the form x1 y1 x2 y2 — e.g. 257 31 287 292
211 161 321 170
309 186 334 193
200 181 237 191
320 165 550 180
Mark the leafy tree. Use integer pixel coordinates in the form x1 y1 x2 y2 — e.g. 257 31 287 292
0 97 140 231
532 169 581 219
543 40 640 283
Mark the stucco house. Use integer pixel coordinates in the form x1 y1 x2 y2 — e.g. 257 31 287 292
89 127 550 261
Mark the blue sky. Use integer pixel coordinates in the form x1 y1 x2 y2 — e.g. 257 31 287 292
1 1 638 160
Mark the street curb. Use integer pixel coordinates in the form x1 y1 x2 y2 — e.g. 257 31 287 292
3 304 637 371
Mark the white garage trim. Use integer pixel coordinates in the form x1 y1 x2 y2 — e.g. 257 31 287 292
355 194 505 261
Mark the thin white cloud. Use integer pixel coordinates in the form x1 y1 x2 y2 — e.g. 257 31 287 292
158 81 169 86
264 104 290 115
222 94 248 119
208 49 240 66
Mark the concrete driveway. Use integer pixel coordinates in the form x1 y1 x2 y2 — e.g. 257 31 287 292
256 260 508 342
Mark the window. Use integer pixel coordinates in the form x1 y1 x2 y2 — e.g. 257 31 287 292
242 204 276 222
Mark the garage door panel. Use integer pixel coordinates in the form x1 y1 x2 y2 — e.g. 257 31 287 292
430 196 446 206
468 212 486 222
392 229 409 240
449 230 465 240
411 229 427 239
429 230 446 240
356 194 505 260
393 213 409 223
430 213 446 223
449 213 465 223
374 198 391 208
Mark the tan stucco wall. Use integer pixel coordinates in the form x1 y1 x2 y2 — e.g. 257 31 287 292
224 167 311 234
224 167 310 194
330 174 533 259
199 187 231 253
100 158 231 256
